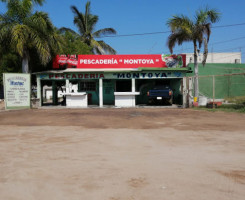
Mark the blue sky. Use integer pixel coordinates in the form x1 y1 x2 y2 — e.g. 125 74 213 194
1 0 245 61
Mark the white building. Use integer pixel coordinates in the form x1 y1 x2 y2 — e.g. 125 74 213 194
185 52 241 65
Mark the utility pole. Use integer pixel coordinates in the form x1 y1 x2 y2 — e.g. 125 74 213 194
212 75 215 109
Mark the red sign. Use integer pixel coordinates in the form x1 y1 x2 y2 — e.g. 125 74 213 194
53 55 68 69
53 54 186 69
53 55 78 69
67 55 78 68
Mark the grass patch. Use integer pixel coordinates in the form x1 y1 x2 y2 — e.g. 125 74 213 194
193 104 245 113
218 104 245 113
193 96 245 113
224 96 245 105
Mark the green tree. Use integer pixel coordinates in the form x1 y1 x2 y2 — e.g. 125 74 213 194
59 30 92 55
67 1 117 54
166 7 220 99
0 0 62 73
0 52 21 84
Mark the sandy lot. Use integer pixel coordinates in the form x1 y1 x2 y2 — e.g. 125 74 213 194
0 105 244 200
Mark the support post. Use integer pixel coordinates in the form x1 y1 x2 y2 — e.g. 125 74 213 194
182 77 187 108
66 79 70 93
132 78 135 92
194 46 199 100
36 77 42 107
132 78 136 107
99 78 103 107
213 75 215 109
52 81 58 105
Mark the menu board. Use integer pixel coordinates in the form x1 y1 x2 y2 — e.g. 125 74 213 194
3 73 31 109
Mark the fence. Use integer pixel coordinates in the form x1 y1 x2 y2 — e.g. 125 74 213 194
187 73 245 105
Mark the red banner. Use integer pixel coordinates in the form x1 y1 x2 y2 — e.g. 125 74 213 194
53 54 186 69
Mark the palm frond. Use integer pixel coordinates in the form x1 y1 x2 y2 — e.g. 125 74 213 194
167 30 192 54
74 15 86 35
0 0 44 6
195 8 207 24
91 39 104 54
59 27 79 37
93 28 116 38
10 24 31 56
34 38 51 64
207 8 221 23
50 32 64 55
97 40 116 54
25 11 54 35
28 28 52 64
85 1 91 28
196 6 221 25
22 0 33 15
71 5 87 33
87 14 98 33
6 0 32 22
0 24 12 44
167 15 193 34
92 45 102 55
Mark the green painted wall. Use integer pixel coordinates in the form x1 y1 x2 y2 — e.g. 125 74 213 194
77 80 99 105
187 63 245 98
103 79 115 105
77 79 115 105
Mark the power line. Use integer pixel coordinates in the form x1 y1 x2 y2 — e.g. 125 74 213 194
98 30 170 38
212 22 245 29
152 45 245 56
173 36 245 53
211 36 245 45
214 46 245 53
97 22 245 38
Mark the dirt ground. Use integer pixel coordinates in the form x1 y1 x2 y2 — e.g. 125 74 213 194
0 103 245 200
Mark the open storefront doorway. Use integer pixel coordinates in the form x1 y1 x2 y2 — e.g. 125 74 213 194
41 80 66 106
136 78 183 106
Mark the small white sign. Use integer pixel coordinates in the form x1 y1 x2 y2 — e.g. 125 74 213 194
3 73 31 109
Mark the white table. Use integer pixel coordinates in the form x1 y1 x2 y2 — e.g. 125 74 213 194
62 92 87 107
114 92 140 107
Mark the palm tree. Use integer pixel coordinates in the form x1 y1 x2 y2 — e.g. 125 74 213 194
69 1 117 54
166 7 220 99
0 0 62 73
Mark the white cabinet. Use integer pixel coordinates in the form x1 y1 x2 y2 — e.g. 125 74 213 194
62 93 88 107
114 92 140 107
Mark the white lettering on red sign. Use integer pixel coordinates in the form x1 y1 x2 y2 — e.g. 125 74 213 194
80 59 118 65
79 58 156 65
123 59 154 65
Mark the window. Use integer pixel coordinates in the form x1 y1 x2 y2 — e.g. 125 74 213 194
79 81 96 91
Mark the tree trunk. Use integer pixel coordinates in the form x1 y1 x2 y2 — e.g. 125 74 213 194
22 54 29 73
193 42 199 99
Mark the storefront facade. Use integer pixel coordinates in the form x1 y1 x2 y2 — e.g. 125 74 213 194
36 54 190 107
